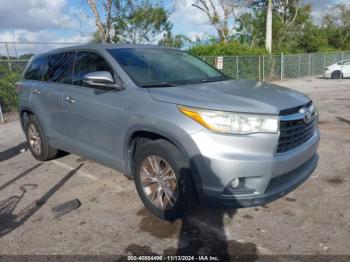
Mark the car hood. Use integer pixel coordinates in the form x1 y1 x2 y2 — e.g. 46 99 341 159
328 63 340 69
149 80 310 115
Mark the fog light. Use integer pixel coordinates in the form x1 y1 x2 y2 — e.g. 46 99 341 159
231 178 240 189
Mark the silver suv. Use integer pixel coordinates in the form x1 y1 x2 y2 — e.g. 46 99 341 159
18 44 320 220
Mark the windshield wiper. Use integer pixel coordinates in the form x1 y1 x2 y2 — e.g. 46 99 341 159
141 82 176 87
189 76 228 85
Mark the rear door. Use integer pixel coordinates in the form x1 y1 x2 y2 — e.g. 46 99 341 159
30 51 75 147
62 50 125 169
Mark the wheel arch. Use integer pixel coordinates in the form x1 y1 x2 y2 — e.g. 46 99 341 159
124 127 192 177
19 106 35 130
125 127 202 204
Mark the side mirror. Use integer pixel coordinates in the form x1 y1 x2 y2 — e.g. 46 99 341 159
83 71 120 90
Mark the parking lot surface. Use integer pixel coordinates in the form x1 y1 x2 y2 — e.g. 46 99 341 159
0 77 349 258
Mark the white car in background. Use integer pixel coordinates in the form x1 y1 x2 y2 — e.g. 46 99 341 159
324 59 350 79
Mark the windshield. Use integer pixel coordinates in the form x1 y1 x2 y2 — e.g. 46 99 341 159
107 48 227 87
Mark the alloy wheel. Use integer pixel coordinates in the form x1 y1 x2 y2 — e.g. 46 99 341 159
140 155 178 210
27 123 42 155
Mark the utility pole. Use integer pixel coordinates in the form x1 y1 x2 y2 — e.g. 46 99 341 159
265 0 273 53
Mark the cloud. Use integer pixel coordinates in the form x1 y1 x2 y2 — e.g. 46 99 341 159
0 0 77 31
0 30 92 56
302 0 342 23
170 0 216 39
0 0 95 56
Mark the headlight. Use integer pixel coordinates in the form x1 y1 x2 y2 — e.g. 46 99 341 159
178 106 279 134
311 104 319 123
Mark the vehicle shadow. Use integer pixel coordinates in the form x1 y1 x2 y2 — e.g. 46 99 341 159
0 163 83 237
123 207 258 261
0 142 28 162
120 156 258 261
0 142 69 163
316 75 349 80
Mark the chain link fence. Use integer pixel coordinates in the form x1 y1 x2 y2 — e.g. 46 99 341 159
0 60 28 123
0 41 349 123
203 51 350 81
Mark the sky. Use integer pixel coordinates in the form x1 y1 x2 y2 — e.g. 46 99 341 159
0 0 345 56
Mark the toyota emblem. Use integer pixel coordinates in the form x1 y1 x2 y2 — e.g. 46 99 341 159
299 107 312 123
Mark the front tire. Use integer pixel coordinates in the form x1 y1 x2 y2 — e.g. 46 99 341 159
25 115 58 161
134 139 196 220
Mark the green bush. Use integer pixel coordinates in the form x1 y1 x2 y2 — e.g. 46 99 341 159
0 61 26 113
188 41 267 57
188 41 270 80
0 70 21 113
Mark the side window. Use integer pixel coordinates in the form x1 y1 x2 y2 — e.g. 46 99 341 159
25 56 47 81
72 51 113 87
44 52 75 84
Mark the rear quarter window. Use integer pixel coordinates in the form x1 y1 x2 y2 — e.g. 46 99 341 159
24 56 47 81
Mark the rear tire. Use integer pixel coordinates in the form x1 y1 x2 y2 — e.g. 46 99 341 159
25 115 58 161
331 70 343 79
134 139 196 220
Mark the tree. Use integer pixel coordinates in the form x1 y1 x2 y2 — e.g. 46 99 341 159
322 4 350 50
191 0 252 43
249 0 306 52
89 31 104 43
158 32 190 48
112 0 172 44
297 22 328 53
251 0 300 52
87 0 186 46
87 0 113 43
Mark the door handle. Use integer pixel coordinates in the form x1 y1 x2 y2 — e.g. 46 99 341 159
33 89 40 94
65 96 76 103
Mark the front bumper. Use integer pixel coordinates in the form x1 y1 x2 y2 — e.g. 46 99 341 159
199 153 318 208
324 70 332 78
182 128 320 208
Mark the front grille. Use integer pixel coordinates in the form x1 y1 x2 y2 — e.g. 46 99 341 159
279 101 312 116
277 105 317 153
